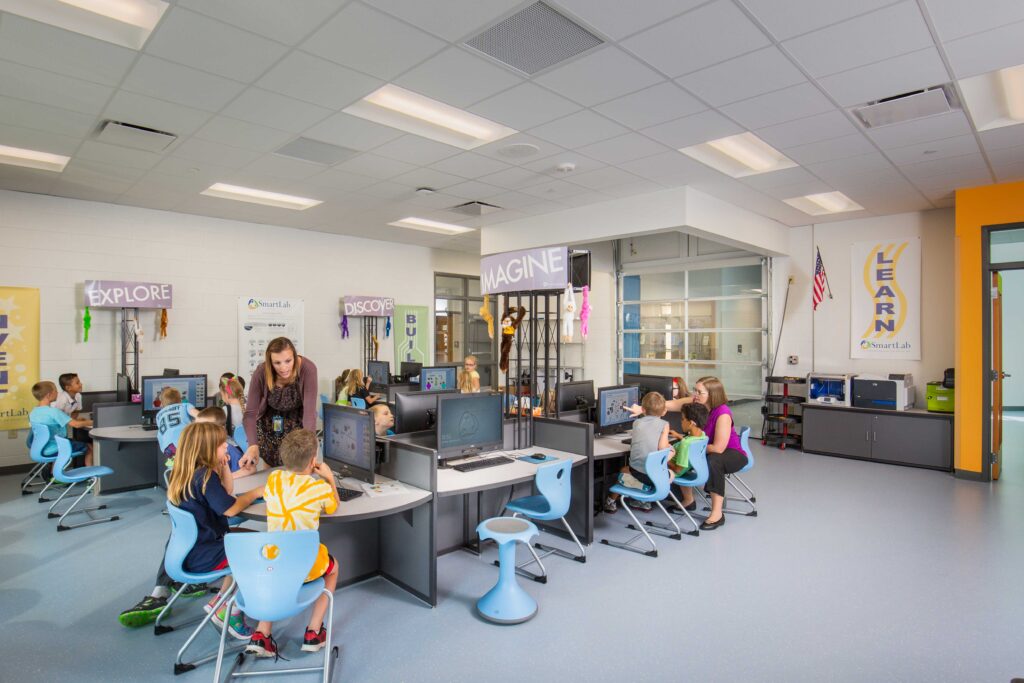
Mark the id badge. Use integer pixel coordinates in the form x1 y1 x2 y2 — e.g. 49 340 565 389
272 415 284 434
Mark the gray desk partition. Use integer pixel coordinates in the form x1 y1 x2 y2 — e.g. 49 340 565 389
81 391 117 412
91 402 157 494
93 402 141 427
533 417 595 544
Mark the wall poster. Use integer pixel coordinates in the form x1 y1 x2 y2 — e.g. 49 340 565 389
0 287 40 431
850 238 921 360
238 297 304 378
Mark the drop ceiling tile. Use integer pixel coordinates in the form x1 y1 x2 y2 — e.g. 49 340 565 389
554 0 704 40
984 143 1024 166
485 190 543 209
372 135 461 166
993 159 1024 182
522 153 606 177
440 179 505 200
477 166 550 190
221 88 332 133
594 82 705 130
473 133 567 166
0 59 113 115
739 165 818 190
0 96 98 138
395 47 523 108
760 178 835 200
923 0 1024 42
980 126 1024 153
565 166 647 190
102 91 213 139
63 158 149 183
783 133 876 165
912 168 993 193
0 123 81 156
619 150 724 182
0 14 135 88
306 168 378 192
178 0 347 46
431 152 511 179
884 134 980 165
122 56 246 112
521 178 592 200
676 46 806 106
469 82 581 131
755 110 858 149
534 47 663 106
0 166 55 195
866 111 972 149
783 1 933 78
391 167 465 190
556 190 613 207
604 180 666 198
740 0 895 41
240 154 326 180
721 82 835 129
404 190 466 210
806 152 895 181
818 48 950 107
151 154 236 180
364 0 522 41
304 112 404 152
171 138 264 169
621 0 771 77
576 132 667 165
257 51 382 110
302 3 446 80
642 110 744 149
529 110 629 149
144 7 289 83
898 152 989 180
943 19 1024 78
76 141 164 170
334 153 418 179
194 117 294 153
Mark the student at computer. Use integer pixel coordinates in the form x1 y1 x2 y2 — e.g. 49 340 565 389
245 429 339 658
370 403 395 436
457 355 481 393
668 402 709 511
29 381 94 466
156 387 200 460
334 369 351 404
54 372 84 418
217 373 246 435
342 369 380 406
602 391 671 515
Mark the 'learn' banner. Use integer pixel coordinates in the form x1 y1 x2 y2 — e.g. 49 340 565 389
0 288 40 430
850 239 921 360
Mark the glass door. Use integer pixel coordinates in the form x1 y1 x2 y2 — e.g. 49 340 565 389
434 273 497 388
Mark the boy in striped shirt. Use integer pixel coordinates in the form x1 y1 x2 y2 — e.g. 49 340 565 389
246 429 339 659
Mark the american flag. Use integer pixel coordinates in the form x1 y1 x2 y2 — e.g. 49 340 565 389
812 247 830 310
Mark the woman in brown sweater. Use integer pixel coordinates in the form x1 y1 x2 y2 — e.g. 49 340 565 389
239 337 319 469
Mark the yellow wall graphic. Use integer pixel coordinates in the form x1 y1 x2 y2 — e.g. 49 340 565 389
0 287 40 431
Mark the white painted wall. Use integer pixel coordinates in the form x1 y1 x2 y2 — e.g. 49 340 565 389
0 190 479 468
1001 269 1024 408
773 209 955 397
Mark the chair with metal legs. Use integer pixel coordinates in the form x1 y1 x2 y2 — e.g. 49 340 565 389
654 436 710 537
214 530 338 683
600 448 680 557
496 458 585 584
22 424 73 500
46 436 118 531
723 427 757 517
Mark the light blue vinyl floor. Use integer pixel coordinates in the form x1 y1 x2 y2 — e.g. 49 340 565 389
1 422 1022 682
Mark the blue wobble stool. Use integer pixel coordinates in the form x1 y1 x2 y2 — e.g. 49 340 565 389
350 396 367 409
476 517 540 624
600 448 680 557
47 435 117 531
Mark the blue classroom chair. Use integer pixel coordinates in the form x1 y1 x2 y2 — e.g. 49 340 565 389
477 517 540 624
46 435 117 531
320 394 329 422
599 448 680 557
214 530 338 682
24 423 83 501
233 424 249 452
498 458 585 584
350 396 367 409
726 426 757 516
658 437 710 537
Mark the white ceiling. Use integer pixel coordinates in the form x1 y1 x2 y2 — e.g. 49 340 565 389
2 0 1024 253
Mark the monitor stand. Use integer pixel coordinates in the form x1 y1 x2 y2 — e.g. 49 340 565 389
141 416 158 431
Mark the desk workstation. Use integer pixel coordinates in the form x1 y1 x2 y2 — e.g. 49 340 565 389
90 401 161 495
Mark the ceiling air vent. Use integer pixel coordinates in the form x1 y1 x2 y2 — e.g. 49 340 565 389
852 85 961 129
464 1 604 76
275 137 358 165
450 201 502 216
96 120 177 152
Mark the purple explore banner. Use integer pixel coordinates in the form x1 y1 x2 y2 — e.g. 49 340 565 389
480 246 569 294
84 280 173 309
343 295 395 317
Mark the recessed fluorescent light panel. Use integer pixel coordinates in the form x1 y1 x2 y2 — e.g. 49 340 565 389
783 191 864 216
0 144 70 172
201 183 322 211
959 63 1024 131
388 217 475 235
679 132 797 178
0 0 168 49
343 85 517 150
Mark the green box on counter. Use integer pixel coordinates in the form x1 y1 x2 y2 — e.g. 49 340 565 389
926 381 954 413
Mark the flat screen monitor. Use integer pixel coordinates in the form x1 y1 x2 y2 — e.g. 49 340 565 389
420 366 456 392
322 403 376 485
596 385 640 435
367 360 390 387
557 380 595 413
394 389 454 434
141 375 208 418
115 373 133 403
623 373 674 402
435 392 503 461
163 368 180 377
400 361 422 381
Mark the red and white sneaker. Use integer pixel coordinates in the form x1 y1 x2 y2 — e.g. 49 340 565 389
301 626 327 653
246 631 279 658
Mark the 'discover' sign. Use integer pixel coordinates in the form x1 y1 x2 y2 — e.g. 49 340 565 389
481 246 569 294
850 238 921 360
343 295 395 317
84 280 173 309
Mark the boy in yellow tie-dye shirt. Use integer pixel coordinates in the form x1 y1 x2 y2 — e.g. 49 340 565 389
245 429 340 659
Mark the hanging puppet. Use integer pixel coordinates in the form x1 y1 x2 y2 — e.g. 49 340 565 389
498 306 526 374
340 314 349 339
385 316 392 338
580 285 592 341
82 306 91 342
561 284 576 342
159 308 168 339
135 319 144 353
372 334 380 360
479 294 494 339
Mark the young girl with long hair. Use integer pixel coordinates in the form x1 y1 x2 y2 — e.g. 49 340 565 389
458 355 481 393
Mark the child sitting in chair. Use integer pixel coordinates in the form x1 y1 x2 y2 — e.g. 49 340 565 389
196 407 255 478
156 386 199 463
602 391 671 515
30 381 94 466
370 403 395 436
668 402 710 510
246 429 340 659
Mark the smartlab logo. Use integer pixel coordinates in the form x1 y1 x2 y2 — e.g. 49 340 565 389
248 299 292 310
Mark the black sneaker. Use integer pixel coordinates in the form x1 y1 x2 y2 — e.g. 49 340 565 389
602 497 618 514
118 595 168 627
170 581 210 598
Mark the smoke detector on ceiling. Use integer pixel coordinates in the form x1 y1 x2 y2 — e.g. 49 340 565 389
555 161 576 174
497 142 540 159
851 84 961 128
450 201 502 216
96 120 177 152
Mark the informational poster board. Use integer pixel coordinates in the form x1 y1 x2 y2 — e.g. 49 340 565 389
394 305 430 369
850 238 921 360
238 297 304 379
0 287 40 431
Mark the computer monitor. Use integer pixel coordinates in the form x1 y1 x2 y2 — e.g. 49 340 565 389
115 373 133 403
623 373 674 402
400 361 422 382
420 366 456 392
322 404 376 485
596 385 640 435
141 374 208 419
394 389 454 434
163 368 180 377
435 392 503 462
557 380 595 413
367 360 390 387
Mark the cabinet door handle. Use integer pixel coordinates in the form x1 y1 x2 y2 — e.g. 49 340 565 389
873 431 877 442
865 431 870 441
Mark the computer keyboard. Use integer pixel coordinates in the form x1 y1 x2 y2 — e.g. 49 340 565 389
336 486 363 502
453 456 514 472
621 438 632 445
141 424 158 431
